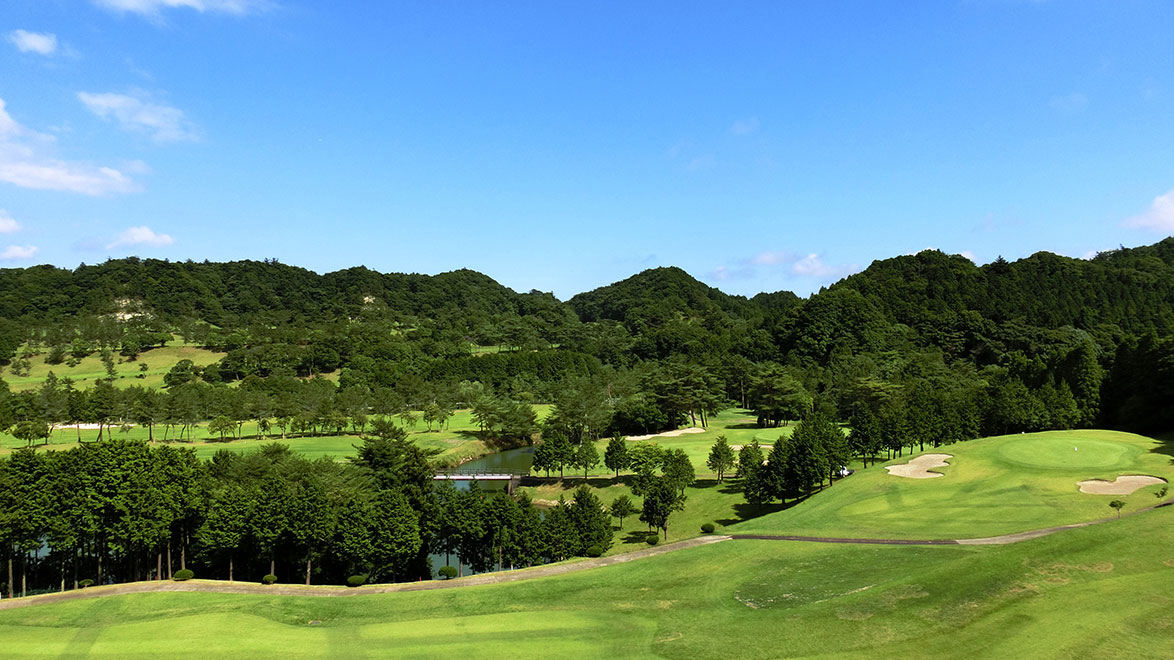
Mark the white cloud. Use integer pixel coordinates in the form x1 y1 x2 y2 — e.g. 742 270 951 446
730 117 760 136
791 253 857 279
1123 190 1174 232
0 210 20 234
108 226 174 249
78 92 198 144
0 245 38 260
0 98 142 195
749 251 788 265
1049 92 1088 113
960 250 978 263
93 0 269 16
6 30 58 56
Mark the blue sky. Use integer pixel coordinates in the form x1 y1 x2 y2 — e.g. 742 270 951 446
2 1 1173 299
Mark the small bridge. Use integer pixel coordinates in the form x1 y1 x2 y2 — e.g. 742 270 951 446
433 470 530 493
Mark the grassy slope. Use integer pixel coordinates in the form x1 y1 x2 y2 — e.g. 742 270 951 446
737 429 1174 539
2 342 226 392
1 505 1171 659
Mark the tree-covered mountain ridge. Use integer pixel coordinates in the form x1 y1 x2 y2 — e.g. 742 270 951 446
6 237 1173 331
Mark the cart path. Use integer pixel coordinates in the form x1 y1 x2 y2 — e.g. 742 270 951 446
2 501 1168 612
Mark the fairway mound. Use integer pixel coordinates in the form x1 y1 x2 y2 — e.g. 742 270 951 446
885 454 952 479
627 427 706 441
1077 475 1167 495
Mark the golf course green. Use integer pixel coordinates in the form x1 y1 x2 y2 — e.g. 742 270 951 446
1 429 1171 658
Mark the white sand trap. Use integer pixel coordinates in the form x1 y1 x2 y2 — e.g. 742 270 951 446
626 427 706 442
886 454 953 479
1077 475 1167 495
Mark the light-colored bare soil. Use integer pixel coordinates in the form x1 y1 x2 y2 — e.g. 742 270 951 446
1077 475 1167 495
627 427 706 442
885 454 953 479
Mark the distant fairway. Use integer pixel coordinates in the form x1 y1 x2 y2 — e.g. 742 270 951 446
2 341 226 392
738 429 1174 539
1 504 1172 659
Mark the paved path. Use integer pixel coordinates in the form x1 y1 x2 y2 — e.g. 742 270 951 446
2 501 1168 612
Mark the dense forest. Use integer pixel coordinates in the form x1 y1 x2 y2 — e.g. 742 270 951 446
3 238 1174 594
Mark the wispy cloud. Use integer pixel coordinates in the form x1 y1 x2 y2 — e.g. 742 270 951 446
0 98 142 196
1049 92 1088 113
0 210 20 234
791 253 856 279
1122 190 1174 232
0 245 38 260
93 0 270 16
707 249 858 285
6 30 57 56
108 225 174 249
78 91 198 144
730 117 760 136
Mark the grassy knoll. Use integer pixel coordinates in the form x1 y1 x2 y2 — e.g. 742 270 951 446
737 429 1174 540
2 342 226 392
1 503 1171 658
0 406 553 464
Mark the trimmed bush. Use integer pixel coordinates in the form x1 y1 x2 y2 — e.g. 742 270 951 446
585 545 603 558
78 579 94 588
262 574 278 585
437 566 458 580
172 569 195 581
646 533 660 546
701 522 715 534
346 574 367 587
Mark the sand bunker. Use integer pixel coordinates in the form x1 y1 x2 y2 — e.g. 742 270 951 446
1077 475 1167 495
627 427 706 442
885 454 953 479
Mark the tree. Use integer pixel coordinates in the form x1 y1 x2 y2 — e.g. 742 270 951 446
706 435 735 482
573 440 600 479
1109 499 1126 518
11 420 50 448
609 494 636 529
603 435 630 477
567 485 612 554
640 476 685 539
662 448 695 496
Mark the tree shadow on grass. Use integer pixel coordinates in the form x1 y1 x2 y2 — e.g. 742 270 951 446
1148 431 1174 464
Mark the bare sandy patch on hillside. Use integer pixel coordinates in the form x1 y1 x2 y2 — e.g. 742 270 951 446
885 454 952 479
1077 475 1167 495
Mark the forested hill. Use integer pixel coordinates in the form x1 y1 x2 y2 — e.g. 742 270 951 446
3 239 1174 432
828 239 1174 335
0 259 545 325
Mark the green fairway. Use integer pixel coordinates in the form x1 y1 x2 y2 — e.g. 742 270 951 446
0 406 553 465
2 341 227 392
737 429 1174 539
1 504 1171 659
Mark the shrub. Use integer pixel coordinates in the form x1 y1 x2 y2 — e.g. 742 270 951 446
701 522 715 534
172 569 194 581
346 575 367 587
646 533 660 546
585 545 603 557
437 566 458 580
262 574 278 585
79 579 94 588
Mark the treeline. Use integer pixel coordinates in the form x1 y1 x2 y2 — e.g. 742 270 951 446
0 434 615 597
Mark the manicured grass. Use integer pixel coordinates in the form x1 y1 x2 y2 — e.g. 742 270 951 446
2 504 1171 658
3 342 226 391
519 475 776 553
0 406 554 465
737 429 1174 539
